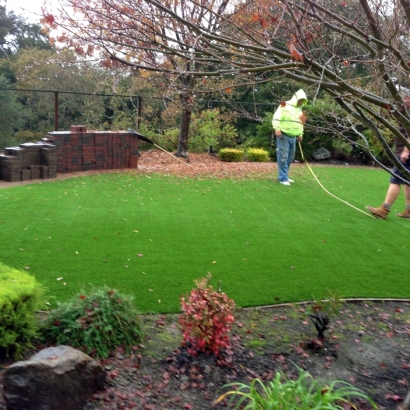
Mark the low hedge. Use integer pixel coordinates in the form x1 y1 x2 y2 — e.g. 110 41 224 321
246 148 270 162
218 148 244 162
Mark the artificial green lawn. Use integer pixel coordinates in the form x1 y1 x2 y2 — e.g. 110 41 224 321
0 166 408 313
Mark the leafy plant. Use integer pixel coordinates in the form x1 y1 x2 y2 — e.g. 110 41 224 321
216 367 377 409
218 148 244 162
309 290 345 341
309 308 330 341
41 286 143 358
179 273 235 356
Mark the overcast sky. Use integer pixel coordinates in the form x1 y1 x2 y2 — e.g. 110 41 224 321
5 0 56 23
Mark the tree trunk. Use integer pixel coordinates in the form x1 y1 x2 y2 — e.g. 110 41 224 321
176 101 192 158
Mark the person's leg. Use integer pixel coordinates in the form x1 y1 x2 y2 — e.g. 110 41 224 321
286 137 297 182
366 162 406 219
287 137 296 169
384 183 401 206
366 183 400 219
396 183 410 218
404 184 410 206
276 136 290 182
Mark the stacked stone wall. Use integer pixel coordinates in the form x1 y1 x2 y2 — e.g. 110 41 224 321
49 126 139 174
0 143 57 182
0 125 140 182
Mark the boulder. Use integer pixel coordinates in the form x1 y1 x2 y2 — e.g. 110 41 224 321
3 345 106 410
312 147 331 160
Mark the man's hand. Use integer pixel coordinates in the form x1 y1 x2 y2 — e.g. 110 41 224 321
297 136 303 142
275 130 282 137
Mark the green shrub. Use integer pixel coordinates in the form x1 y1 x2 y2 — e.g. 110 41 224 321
246 148 270 162
188 109 238 152
217 367 377 409
218 148 244 162
136 109 238 153
0 262 44 358
41 286 143 358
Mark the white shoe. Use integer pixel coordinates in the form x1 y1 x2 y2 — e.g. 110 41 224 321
280 181 291 186
288 179 294 183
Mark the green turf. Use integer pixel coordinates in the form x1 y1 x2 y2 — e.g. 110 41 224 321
0 166 408 313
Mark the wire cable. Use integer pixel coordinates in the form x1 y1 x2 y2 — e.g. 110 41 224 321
298 141 375 219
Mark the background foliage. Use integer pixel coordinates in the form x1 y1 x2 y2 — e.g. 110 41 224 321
0 4 388 166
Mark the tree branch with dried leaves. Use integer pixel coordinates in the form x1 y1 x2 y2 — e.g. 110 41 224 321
44 0 410 174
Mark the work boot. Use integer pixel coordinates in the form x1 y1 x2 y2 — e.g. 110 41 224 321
396 209 410 219
366 204 390 219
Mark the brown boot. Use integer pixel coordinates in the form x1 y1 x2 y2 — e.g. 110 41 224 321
396 209 410 219
366 204 390 219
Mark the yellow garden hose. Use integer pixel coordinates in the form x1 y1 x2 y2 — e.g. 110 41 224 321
298 142 375 219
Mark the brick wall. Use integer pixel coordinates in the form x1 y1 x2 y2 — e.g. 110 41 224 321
0 126 140 182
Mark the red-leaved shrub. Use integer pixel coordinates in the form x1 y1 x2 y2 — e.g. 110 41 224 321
179 274 235 357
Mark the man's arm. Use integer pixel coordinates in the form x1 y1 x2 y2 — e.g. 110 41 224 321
272 106 283 136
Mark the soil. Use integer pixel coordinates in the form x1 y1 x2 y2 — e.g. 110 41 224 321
2 301 410 410
0 152 408 410
2 302 410 410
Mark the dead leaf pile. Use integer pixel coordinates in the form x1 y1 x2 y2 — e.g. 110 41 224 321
137 151 277 179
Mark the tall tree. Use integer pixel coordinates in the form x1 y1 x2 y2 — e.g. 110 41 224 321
8 48 141 133
46 0 410 176
0 75 25 147
0 5 51 58
48 0 235 157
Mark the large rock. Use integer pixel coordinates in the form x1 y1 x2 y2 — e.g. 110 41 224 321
312 147 331 160
3 345 106 410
